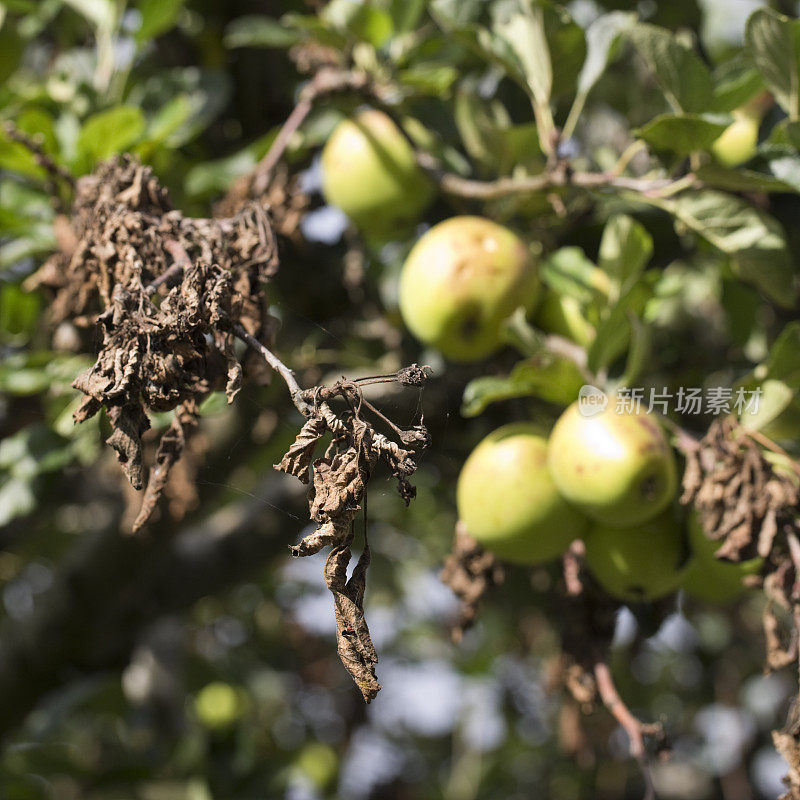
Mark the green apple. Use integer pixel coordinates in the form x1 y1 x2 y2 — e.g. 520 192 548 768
681 513 762 604
399 216 539 362
547 401 678 527
321 109 433 236
711 111 759 168
535 289 595 347
457 423 589 564
584 511 685 602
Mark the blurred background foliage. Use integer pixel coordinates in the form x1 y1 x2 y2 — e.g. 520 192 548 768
0 0 799 798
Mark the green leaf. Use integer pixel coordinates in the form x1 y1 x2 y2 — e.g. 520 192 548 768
493 4 551 111
0 476 35 527
587 282 652 374
695 163 796 194
710 53 765 113
0 14 23 84
461 354 586 416
769 119 800 149
429 0 483 29
397 63 458 96
659 191 796 306
76 106 146 169
541 247 603 304
598 214 653 287
224 15 304 49
136 0 184 42
0 283 40 340
627 23 713 113
577 11 633 96
744 8 800 118
321 0 393 48
635 113 728 156
762 321 800 387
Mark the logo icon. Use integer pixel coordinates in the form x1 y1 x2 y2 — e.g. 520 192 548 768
578 385 608 417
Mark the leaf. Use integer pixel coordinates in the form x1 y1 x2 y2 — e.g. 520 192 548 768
76 106 146 169
659 191 796 307
634 113 728 156
744 8 800 118
224 15 304 49
763 321 800 387
695 163 796 194
541 247 603 304
628 22 713 113
587 282 653 374
598 214 653 287
136 0 184 42
461 354 586 416
577 11 633 95
0 283 40 341
397 63 458 96
710 53 765 113
0 14 23 84
0 476 35 527
429 0 483 29
493 4 551 111
322 0 394 48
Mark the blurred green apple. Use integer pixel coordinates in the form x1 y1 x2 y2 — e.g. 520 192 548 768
399 216 539 361
547 401 678 527
681 513 762 604
457 423 589 564
584 511 685 602
711 111 759 167
321 109 433 236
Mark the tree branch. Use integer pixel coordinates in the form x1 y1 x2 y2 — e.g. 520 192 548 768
594 660 660 800
232 324 312 416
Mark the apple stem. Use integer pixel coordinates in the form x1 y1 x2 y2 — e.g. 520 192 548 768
563 540 585 596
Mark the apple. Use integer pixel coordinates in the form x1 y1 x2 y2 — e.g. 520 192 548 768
399 216 540 362
547 401 678 527
535 289 595 347
584 511 686 602
681 513 762 604
711 113 759 167
457 422 589 564
321 109 433 236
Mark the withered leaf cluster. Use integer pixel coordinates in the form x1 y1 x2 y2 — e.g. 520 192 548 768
275 377 430 701
682 418 800 799
681 418 800 562
28 155 281 527
439 522 505 643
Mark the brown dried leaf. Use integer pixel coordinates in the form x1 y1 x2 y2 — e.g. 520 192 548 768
132 400 200 532
275 415 328 483
325 537 381 702
440 522 505 642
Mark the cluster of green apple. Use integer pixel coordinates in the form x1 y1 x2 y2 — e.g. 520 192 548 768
457 406 762 605
320 109 762 606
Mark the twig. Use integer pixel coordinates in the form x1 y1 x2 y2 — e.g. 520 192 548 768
145 240 192 296
741 426 800 477
594 661 658 800
232 324 312 416
2 121 76 188
250 68 370 196
563 540 585 597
